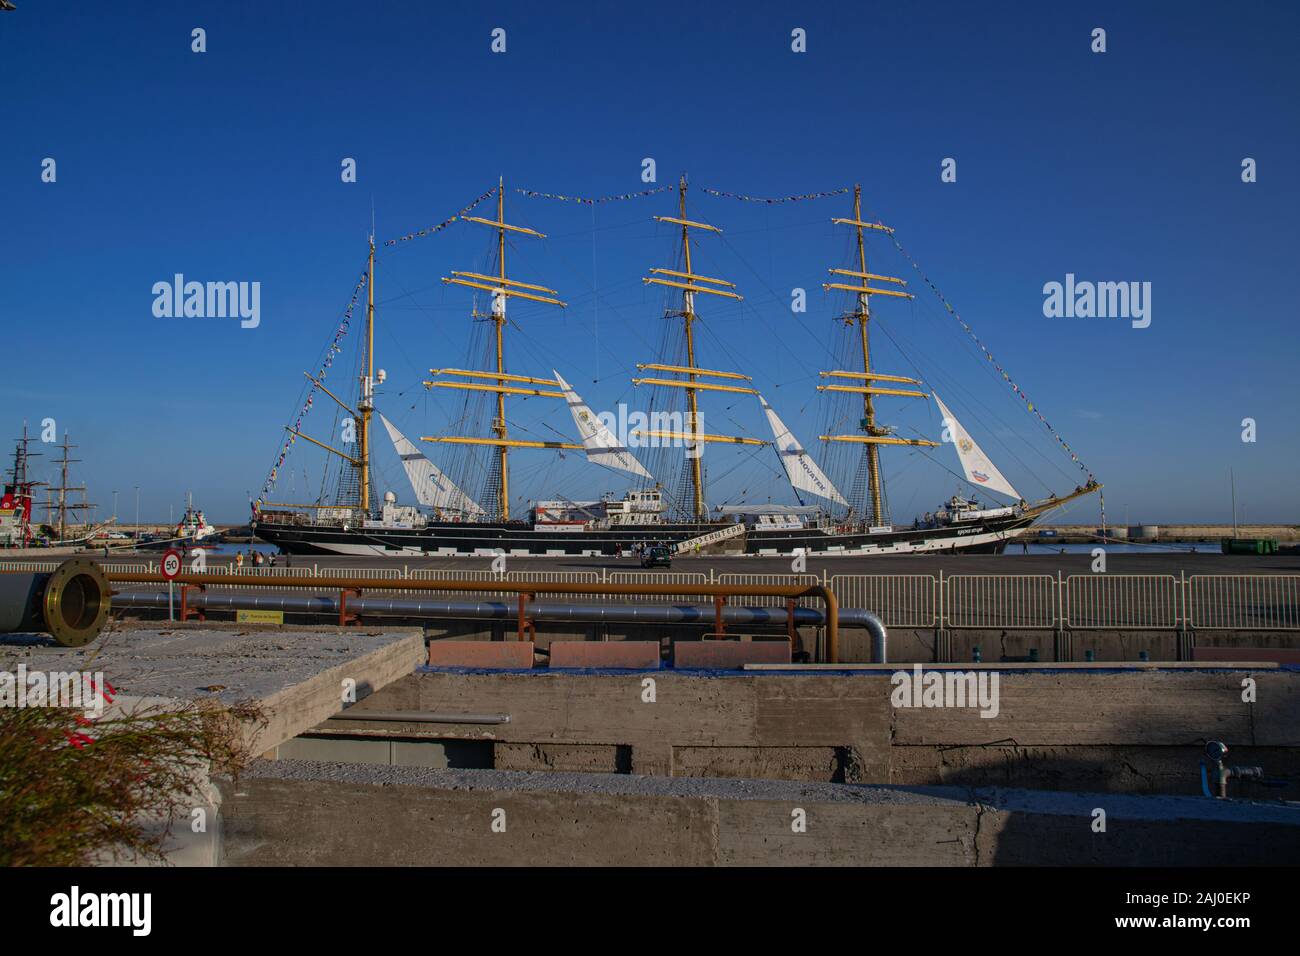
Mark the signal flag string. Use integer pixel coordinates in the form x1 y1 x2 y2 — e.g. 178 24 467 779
258 268 368 504
514 184 675 203
698 185 851 203
382 187 498 246
884 231 1095 483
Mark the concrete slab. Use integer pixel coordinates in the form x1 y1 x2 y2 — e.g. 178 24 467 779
549 640 661 669
0 621 425 753
427 640 535 669
673 639 791 668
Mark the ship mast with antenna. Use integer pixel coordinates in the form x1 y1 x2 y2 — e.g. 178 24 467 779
426 178 576 521
632 175 765 523
359 231 376 514
818 185 935 526
4 423 44 546
45 432 94 541
277 228 379 519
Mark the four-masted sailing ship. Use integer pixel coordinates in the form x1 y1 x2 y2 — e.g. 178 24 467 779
253 177 1099 557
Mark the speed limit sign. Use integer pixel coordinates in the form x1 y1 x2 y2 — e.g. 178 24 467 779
161 548 183 580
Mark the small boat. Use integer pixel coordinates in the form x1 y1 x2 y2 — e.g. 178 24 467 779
174 493 217 545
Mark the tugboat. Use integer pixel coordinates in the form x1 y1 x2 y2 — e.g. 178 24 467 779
174 493 217 545
0 424 40 548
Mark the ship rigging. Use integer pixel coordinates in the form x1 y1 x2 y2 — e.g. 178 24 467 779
251 176 1099 558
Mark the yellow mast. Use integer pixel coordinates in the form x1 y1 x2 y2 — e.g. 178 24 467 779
678 180 706 522
852 187 882 524
494 177 509 518
358 235 375 514
633 175 751 523
818 186 933 526
434 179 566 521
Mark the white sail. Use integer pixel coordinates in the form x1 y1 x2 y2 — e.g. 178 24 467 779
379 414 484 515
757 394 847 506
553 370 653 479
932 392 1022 501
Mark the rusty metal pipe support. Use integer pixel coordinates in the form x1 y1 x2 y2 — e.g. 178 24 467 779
809 584 839 664
115 590 818 623
111 591 863 660
107 572 843 662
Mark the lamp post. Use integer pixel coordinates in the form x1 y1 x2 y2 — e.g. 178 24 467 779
134 486 140 547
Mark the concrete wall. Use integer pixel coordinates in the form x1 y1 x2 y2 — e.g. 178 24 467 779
427 623 1300 666
217 760 1300 866
290 666 1300 797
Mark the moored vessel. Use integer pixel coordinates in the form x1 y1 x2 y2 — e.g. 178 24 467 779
254 177 1098 558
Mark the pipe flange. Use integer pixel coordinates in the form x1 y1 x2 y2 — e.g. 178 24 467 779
42 558 111 647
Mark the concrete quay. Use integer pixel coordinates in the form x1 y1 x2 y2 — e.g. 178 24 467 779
6 616 1296 866
281 664 1300 799
218 759 1300 866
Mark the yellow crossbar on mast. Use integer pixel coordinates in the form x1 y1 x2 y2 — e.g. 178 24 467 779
632 377 759 396
460 215 546 238
828 268 907 286
817 384 929 398
644 277 742 300
637 363 751 381
450 272 559 296
648 268 736 288
442 277 566 307
431 369 561 387
425 381 565 399
653 215 721 233
820 370 922 384
303 371 358 417
831 218 895 234
284 426 361 465
634 430 767 446
820 435 940 447
421 436 582 450
823 282 914 299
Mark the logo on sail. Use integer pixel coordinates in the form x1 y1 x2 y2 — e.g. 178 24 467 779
933 393 1022 502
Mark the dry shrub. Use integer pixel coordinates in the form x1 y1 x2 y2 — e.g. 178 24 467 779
0 698 267 866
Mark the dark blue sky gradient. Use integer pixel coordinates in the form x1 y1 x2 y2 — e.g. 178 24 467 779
2 1 1296 524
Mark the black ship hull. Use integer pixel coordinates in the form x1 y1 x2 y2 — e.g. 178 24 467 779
253 512 1034 558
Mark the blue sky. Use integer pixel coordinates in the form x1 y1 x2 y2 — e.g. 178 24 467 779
2 1 1296 525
